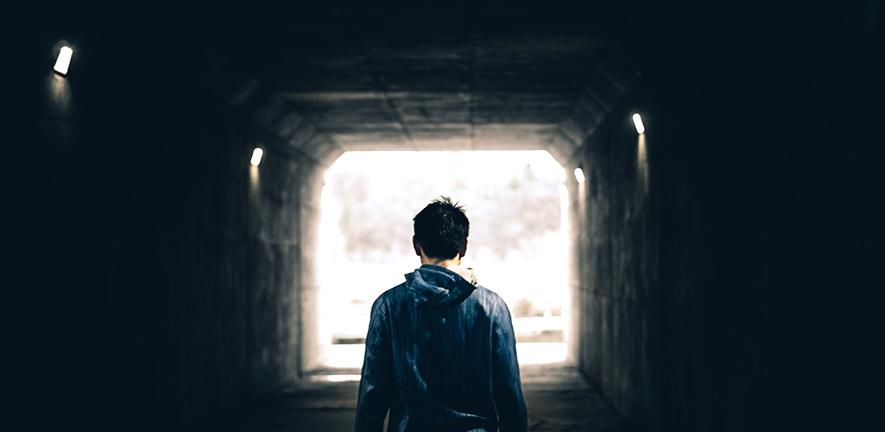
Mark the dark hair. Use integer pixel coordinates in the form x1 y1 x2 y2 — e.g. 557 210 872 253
413 196 469 259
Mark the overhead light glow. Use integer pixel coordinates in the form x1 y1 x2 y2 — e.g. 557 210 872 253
573 167 585 184
632 113 646 135
250 147 264 167
53 46 73 76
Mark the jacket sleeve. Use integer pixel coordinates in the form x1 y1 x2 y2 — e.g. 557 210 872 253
355 297 394 432
491 300 528 432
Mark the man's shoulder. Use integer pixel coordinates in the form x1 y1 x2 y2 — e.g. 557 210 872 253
374 282 408 305
373 283 507 312
472 285 502 300
368 283 407 319
468 285 508 310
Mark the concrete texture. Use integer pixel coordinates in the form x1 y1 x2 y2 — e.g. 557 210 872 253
15 2 883 432
230 365 629 432
17 10 322 429
564 3 885 431
196 7 637 164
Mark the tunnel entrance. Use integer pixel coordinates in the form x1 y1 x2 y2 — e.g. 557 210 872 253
311 150 571 373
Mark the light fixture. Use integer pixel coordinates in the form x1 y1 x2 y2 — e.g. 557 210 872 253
573 167 585 184
250 147 264 167
632 113 645 135
53 46 73 76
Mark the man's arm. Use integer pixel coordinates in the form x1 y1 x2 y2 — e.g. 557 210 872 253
492 300 528 432
355 296 394 432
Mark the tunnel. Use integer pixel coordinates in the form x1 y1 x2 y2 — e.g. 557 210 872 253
16 1 883 431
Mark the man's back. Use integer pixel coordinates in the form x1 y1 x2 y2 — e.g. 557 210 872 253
355 264 527 432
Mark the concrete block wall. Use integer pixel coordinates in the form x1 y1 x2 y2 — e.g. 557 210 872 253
17 10 316 430
568 103 659 427
569 3 884 431
16 4 882 432
115 80 314 431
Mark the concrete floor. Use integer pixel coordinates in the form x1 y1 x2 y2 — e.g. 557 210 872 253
230 364 630 431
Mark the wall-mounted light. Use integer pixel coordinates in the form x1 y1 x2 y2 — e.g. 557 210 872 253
632 113 645 135
250 147 264 167
53 46 73 76
574 167 585 184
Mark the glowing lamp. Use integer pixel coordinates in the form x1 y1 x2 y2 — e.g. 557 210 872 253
250 148 264 167
53 46 73 76
632 113 645 135
573 167 585 184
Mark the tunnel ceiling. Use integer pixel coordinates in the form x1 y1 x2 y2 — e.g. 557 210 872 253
193 4 639 164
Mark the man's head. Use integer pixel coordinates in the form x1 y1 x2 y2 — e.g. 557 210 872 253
412 196 469 261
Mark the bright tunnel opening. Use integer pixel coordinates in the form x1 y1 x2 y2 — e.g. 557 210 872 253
315 150 571 370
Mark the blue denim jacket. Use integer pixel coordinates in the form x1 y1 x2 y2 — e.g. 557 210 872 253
355 265 527 432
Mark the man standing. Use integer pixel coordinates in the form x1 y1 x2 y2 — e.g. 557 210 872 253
355 197 527 432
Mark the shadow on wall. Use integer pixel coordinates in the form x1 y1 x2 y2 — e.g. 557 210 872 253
18 13 323 431
570 3 885 430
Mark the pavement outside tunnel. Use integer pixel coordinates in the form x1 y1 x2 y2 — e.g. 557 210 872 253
229 364 630 431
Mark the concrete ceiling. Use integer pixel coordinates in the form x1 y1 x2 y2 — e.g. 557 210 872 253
197 5 639 164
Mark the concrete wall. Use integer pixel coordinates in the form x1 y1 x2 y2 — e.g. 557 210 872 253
569 3 883 431
17 9 314 430
16 3 882 432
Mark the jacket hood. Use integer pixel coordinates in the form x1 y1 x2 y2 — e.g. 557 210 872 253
405 265 477 308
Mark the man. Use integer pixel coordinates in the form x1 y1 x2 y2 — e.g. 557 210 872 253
355 197 527 432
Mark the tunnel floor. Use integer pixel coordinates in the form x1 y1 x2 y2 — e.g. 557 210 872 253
229 364 630 431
